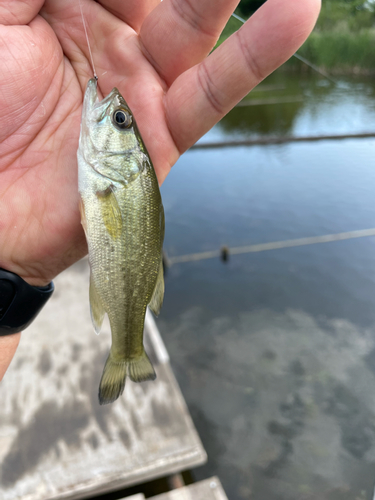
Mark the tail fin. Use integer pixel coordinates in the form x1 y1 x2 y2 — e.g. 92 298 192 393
98 354 127 405
128 350 156 383
98 350 156 405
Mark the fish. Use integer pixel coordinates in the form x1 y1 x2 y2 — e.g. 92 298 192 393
77 78 165 405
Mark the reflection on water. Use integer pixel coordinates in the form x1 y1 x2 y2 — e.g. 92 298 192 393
219 75 305 137
200 72 375 143
219 96 304 137
159 72 375 500
159 308 375 500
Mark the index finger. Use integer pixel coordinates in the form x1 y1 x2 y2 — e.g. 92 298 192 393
165 0 321 153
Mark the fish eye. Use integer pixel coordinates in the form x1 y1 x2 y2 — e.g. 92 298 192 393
112 109 132 130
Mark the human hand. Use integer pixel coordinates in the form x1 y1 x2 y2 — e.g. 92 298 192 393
0 0 320 376
0 0 320 286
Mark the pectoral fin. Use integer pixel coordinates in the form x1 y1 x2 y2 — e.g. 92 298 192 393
149 259 164 317
89 275 105 335
97 185 122 240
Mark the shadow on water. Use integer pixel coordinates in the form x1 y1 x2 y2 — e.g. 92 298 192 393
159 72 375 500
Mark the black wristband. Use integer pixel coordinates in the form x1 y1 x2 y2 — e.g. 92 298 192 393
0 268 54 336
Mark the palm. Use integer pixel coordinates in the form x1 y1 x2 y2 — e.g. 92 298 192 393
0 0 320 286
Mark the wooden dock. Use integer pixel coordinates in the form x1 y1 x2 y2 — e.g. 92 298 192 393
123 477 228 500
0 261 207 499
150 477 228 500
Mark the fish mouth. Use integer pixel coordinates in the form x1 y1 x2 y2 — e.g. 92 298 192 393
83 79 126 122
79 79 133 156
83 78 99 118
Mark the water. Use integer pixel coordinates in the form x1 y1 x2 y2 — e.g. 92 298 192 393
158 72 375 500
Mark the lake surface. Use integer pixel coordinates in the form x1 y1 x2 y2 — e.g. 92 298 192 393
158 71 375 500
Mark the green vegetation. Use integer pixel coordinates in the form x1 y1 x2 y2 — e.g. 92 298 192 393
218 0 375 74
294 29 375 73
293 0 375 73
316 0 375 32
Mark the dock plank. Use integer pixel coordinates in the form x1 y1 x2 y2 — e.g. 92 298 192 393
149 477 228 500
0 261 206 500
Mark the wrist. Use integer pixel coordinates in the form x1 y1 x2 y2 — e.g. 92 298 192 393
0 268 54 336
20 276 52 288
0 333 21 380
0 262 51 288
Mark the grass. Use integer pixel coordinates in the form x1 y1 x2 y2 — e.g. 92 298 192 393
288 29 375 74
217 2 375 74
281 0 375 74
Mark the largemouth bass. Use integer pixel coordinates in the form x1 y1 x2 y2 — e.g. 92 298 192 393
77 79 164 405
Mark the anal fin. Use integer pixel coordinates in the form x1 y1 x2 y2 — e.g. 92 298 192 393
89 275 105 335
149 258 164 317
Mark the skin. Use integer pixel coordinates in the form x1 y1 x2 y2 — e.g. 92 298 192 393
0 0 321 380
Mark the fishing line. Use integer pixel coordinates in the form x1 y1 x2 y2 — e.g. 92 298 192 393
78 0 98 80
231 12 246 24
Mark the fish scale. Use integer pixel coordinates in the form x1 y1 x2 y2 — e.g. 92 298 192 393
78 79 165 405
